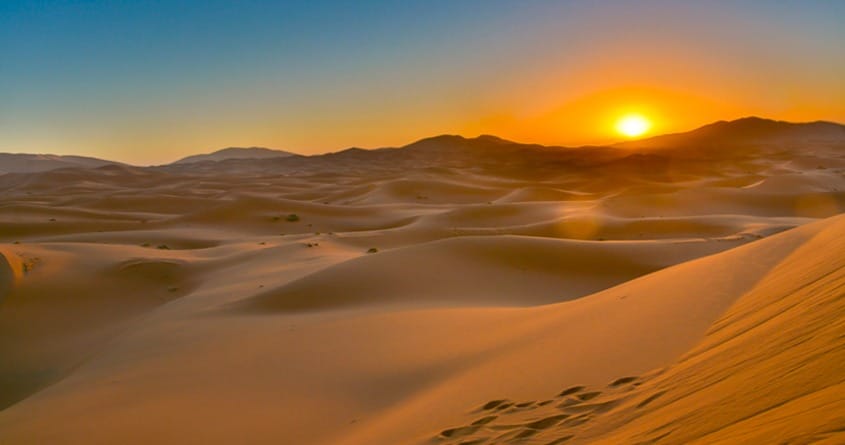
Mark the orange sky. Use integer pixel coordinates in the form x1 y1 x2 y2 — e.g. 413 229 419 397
2 1 843 164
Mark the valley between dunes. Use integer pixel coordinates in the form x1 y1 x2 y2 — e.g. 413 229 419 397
1 119 845 444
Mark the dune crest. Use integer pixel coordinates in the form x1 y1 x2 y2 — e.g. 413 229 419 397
0 121 844 443
421 215 845 445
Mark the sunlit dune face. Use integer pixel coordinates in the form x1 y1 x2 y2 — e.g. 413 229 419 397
615 114 652 138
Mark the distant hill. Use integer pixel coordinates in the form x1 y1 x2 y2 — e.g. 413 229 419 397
615 116 845 150
6 118 844 177
362 118 845 163
172 147 295 164
0 153 123 175
153 117 845 178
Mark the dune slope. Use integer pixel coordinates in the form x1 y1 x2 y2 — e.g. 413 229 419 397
1 120 843 443
0 216 839 445
422 214 845 445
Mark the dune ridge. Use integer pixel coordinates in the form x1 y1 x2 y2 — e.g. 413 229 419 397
0 119 844 443
416 215 845 445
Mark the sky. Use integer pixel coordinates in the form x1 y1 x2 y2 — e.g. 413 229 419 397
1 0 844 164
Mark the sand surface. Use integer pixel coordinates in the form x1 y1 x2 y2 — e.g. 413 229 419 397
1 122 844 443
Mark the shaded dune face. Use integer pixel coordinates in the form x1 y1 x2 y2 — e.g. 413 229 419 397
0 247 197 410
0 120 844 444
425 216 845 445
231 235 740 313
0 250 23 304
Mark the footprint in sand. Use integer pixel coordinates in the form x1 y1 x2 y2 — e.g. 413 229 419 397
560 413 592 427
440 380 642 444
556 397 582 410
480 399 509 410
545 435 576 444
492 428 534 442
494 402 514 411
514 429 539 439
564 399 620 414
470 416 497 426
440 425 482 439
524 414 570 429
487 413 573 442
557 386 585 397
576 391 601 401
636 390 667 408
609 376 638 387
459 439 488 445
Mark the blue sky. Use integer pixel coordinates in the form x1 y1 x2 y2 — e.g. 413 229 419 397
2 1 843 163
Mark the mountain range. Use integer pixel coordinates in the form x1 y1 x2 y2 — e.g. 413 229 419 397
0 153 125 175
1 117 842 175
171 146 296 165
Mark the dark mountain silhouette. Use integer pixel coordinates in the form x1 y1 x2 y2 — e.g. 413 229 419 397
4 118 843 177
0 153 123 174
615 117 845 150
172 147 296 164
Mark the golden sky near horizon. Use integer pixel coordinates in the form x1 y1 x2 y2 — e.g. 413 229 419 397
1 1 843 164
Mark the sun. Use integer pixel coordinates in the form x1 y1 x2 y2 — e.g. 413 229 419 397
615 114 652 138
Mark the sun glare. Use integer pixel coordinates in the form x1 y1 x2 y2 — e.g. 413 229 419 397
615 114 652 138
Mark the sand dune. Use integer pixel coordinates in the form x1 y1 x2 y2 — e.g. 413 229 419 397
0 243 199 410
0 249 23 303
0 118 844 443
233 235 746 313
420 215 845 445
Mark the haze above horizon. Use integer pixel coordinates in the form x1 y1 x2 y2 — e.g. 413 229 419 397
2 1 844 164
